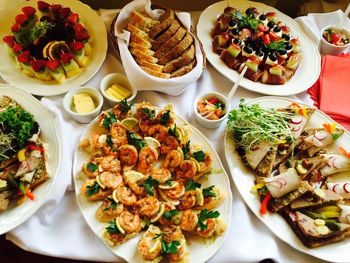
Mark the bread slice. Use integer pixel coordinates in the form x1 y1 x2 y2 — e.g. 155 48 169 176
129 11 158 30
163 44 195 73
130 33 152 49
155 19 180 43
130 48 158 63
136 58 163 72
148 9 175 39
127 23 151 41
153 26 186 52
158 32 194 65
129 43 155 56
171 58 196 78
141 66 170 79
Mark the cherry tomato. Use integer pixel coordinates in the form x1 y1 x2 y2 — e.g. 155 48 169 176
268 31 280 41
263 34 271 45
331 33 341 44
208 98 220 104
258 24 269 32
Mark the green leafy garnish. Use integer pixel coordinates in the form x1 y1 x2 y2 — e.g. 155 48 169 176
118 99 133 113
232 11 258 31
101 112 118 130
141 107 156 119
126 131 146 151
103 197 118 211
227 99 294 152
267 41 286 51
182 141 191 160
326 28 333 42
106 220 120 234
160 110 171 125
203 185 216 197
86 182 100 196
168 124 177 137
161 240 180 255
192 150 205 162
185 179 201 191
214 102 225 110
86 162 98 172
163 209 178 220
106 135 116 151
141 177 159 196
29 21 54 44
165 180 174 187
198 209 220 230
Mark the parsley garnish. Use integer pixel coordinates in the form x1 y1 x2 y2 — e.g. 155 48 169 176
103 197 118 211
192 150 205 162
161 240 180 255
168 124 177 137
232 11 258 31
141 177 159 196
163 209 178 220
101 112 118 130
86 182 100 196
86 162 98 172
160 110 171 125
185 179 201 191
106 220 120 234
126 131 146 150
202 185 216 197
214 102 225 110
106 135 115 151
267 41 286 51
182 141 191 160
198 209 220 230
141 107 155 119
118 99 133 113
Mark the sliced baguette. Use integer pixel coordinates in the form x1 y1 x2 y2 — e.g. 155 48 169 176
153 26 186 52
141 66 171 79
127 23 150 41
130 48 158 63
130 33 152 49
171 58 196 78
163 44 195 73
129 43 155 56
148 9 175 39
129 11 158 29
154 19 180 43
136 58 163 72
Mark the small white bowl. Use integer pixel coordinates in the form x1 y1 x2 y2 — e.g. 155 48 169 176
193 92 230 129
100 73 137 107
63 86 103 124
320 25 350 55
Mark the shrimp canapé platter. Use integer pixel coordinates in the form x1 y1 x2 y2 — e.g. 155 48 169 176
73 100 232 262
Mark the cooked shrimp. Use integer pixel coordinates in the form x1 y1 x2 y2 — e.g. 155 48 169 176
138 225 162 261
179 190 196 210
180 209 198 232
118 211 142 234
176 160 197 180
100 155 121 173
99 172 123 189
198 152 213 174
116 185 137 206
110 123 127 143
89 132 106 149
163 180 185 200
162 225 183 243
163 149 183 172
111 103 129 120
160 136 179 155
159 202 177 226
150 168 172 184
119 145 138 170
196 218 216 237
167 239 188 263
83 161 99 178
137 147 158 174
136 196 161 218
95 197 124 222
137 103 156 121
127 179 146 196
156 109 175 127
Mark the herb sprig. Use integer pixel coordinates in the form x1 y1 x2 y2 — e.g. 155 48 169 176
141 177 159 196
126 131 146 150
198 209 220 230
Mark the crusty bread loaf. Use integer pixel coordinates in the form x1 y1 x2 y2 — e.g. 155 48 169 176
163 44 195 73
171 59 196 78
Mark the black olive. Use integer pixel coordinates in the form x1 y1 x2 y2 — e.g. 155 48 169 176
285 42 293 50
259 14 266 20
267 21 275 28
269 52 277 61
243 46 253 54
278 49 287 55
231 28 239 35
256 49 264 57
233 38 241 44
273 26 281 32
282 33 290 41
245 8 253 16
229 20 237 28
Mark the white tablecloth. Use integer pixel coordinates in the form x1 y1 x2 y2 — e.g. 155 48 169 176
3 6 325 263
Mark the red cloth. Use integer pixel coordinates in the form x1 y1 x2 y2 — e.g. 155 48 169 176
308 54 350 131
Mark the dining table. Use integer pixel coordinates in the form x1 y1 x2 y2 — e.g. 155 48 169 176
0 1 349 263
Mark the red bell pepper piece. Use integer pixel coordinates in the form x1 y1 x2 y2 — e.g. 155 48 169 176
260 192 271 215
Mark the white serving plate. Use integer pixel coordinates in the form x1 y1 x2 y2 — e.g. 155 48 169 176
224 96 350 262
0 0 107 96
0 84 61 234
73 108 233 262
197 0 321 96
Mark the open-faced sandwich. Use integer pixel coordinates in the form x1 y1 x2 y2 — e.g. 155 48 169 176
3 1 92 83
0 96 49 212
227 99 350 248
212 6 301 85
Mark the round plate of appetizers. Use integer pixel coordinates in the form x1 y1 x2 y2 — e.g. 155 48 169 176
0 84 61 234
73 101 232 262
197 0 321 96
224 96 350 262
0 0 107 96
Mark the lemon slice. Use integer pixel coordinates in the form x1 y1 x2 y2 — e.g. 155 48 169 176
124 170 146 184
148 238 161 254
96 175 105 189
195 188 204 206
144 137 161 148
0 179 7 188
121 117 139 131
190 157 201 173
177 147 184 160
150 202 165 223
42 41 54 58
48 41 70 60
158 181 179 190
115 217 126 235
112 189 119 203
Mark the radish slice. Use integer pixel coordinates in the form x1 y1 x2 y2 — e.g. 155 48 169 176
333 157 341 169
327 156 335 167
314 131 328 140
291 125 301 132
268 180 283 189
344 183 350 193
332 184 338 192
312 136 323 147
290 116 303 124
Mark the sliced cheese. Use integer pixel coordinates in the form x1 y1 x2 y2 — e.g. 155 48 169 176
73 93 96 114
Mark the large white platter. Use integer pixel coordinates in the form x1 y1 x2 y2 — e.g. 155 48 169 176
224 96 350 262
0 84 61 234
0 0 107 96
73 108 233 262
197 0 321 96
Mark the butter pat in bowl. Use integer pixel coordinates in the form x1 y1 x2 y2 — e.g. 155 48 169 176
100 73 137 107
63 87 103 123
